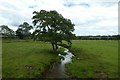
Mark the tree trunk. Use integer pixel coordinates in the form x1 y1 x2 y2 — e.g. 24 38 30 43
52 43 55 51
51 42 58 52
55 42 58 50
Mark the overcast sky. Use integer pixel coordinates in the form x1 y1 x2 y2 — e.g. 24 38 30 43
0 0 119 36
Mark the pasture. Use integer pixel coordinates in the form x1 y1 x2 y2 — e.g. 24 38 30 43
2 40 59 78
2 40 118 78
67 40 118 78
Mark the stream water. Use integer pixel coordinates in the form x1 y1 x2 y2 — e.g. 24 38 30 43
45 48 74 78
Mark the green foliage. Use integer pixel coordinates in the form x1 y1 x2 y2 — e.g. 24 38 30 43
32 10 75 51
75 35 119 40
0 25 15 37
16 22 33 39
66 40 118 78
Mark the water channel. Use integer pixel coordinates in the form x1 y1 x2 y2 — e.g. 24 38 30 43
45 48 74 78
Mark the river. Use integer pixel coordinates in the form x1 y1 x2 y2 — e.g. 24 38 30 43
44 48 74 78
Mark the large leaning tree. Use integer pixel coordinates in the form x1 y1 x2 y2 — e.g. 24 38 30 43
32 10 75 51
16 22 33 39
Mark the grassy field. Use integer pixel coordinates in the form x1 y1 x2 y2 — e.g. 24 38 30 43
66 40 118 78
2 40 119 78
2 40 59 78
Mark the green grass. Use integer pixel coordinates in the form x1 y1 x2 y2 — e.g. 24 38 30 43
2 40 119 78
2 40 59 78
66 40 118 78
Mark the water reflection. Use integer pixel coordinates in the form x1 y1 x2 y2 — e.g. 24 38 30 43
59 48 74 64
45 48 74 78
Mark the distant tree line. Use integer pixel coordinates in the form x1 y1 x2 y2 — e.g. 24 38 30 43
16 22 33 39
0 25 15 38
0 22 33 39
1 24 119 40
75 35 120 40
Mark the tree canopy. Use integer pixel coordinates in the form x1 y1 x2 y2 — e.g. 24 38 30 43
0 25 15 37
32 10 75 51
16 22 33 39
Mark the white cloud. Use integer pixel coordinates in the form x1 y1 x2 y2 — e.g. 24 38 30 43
0 0 118 36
